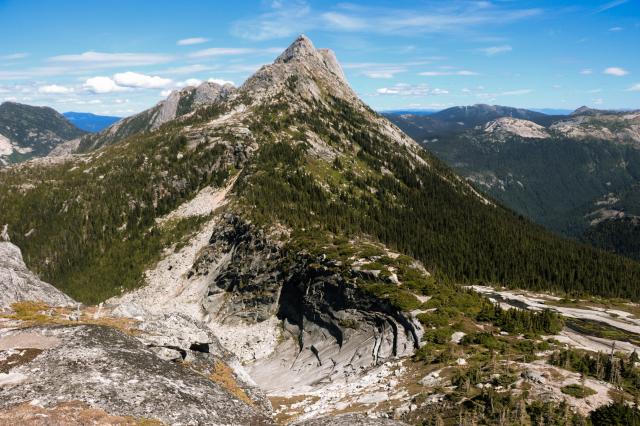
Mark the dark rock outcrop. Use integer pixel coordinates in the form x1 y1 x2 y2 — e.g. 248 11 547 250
191 214 421 391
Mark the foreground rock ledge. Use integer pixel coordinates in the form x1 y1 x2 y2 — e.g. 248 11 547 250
0 324 271 425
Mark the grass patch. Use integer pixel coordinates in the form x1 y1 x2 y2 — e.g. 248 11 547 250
561 384 597 399
209 360 253 406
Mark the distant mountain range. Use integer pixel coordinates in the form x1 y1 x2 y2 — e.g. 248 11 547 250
381 107 573 116
387 104 640 259
63 112 121 133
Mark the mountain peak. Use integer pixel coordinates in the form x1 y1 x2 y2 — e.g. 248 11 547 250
275 34 316 64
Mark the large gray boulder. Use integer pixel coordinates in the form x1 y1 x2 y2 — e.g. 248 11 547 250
0 229 74 309
0 324 272 425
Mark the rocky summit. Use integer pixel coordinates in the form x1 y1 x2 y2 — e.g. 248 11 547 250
1 34 640 425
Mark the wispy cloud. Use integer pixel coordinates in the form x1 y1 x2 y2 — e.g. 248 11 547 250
477 45 512 56
48 51 174 68
419 70 478 76
595 0 628 13
0 53 29 60
580 68 593 75
188 47 282 58
177 37 209 46
500 89 532 96
608 26 623 32
232 1 543 40
343 62 408 79
603 67 629 76
159 64 217 75
321 12 366 30
628 83 640 92
38 84 74 94
375 83 448 96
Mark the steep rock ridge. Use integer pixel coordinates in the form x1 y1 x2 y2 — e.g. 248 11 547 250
200 216 422 380
0 102 85 166
75 80 235 152
241 35 357 105
0 324 272 425
153 81 236 131
0 227 74 309
114 212 424 393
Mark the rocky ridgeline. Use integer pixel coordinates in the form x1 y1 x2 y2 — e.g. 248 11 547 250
73 80 236 153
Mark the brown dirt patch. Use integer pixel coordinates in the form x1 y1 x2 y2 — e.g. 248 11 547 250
0 348 42 373
0 400 164 425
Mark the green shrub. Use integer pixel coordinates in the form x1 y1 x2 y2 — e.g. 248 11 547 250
561 384 597 399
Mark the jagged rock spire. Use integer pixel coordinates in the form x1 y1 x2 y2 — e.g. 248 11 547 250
1 224 9 242
275 34 317 64
272 34 347 84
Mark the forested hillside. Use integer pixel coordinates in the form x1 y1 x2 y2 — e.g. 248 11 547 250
2 41 640 306
0 102 85 165
389 108 640 260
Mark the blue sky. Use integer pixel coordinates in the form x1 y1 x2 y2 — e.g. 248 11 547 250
0 0 638 116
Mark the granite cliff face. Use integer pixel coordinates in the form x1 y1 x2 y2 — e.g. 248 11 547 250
0 227 74 309
73 80 236 153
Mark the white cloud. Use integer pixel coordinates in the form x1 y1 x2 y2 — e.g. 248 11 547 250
48 51 174 68
160 89 173 97
580 68 593 75
38 84 74 94
478 45 512 56
161 64 215 75
609 26 623 32
176 78 203 88
0 53 29 60
592 98 604 105
188 47 281 58
500 89 532 96
595 0 628 13
363 70 400 79
321 12 366 30
343 62 423 79
232 1 542 40
232 1 312 40
376 83 448 96
604 67 629 76
419 70 478 76
175 77 236 90
628 83 640 92
207 78 235 86
177 37 209 46
113 72 172 89
83 76 126 94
